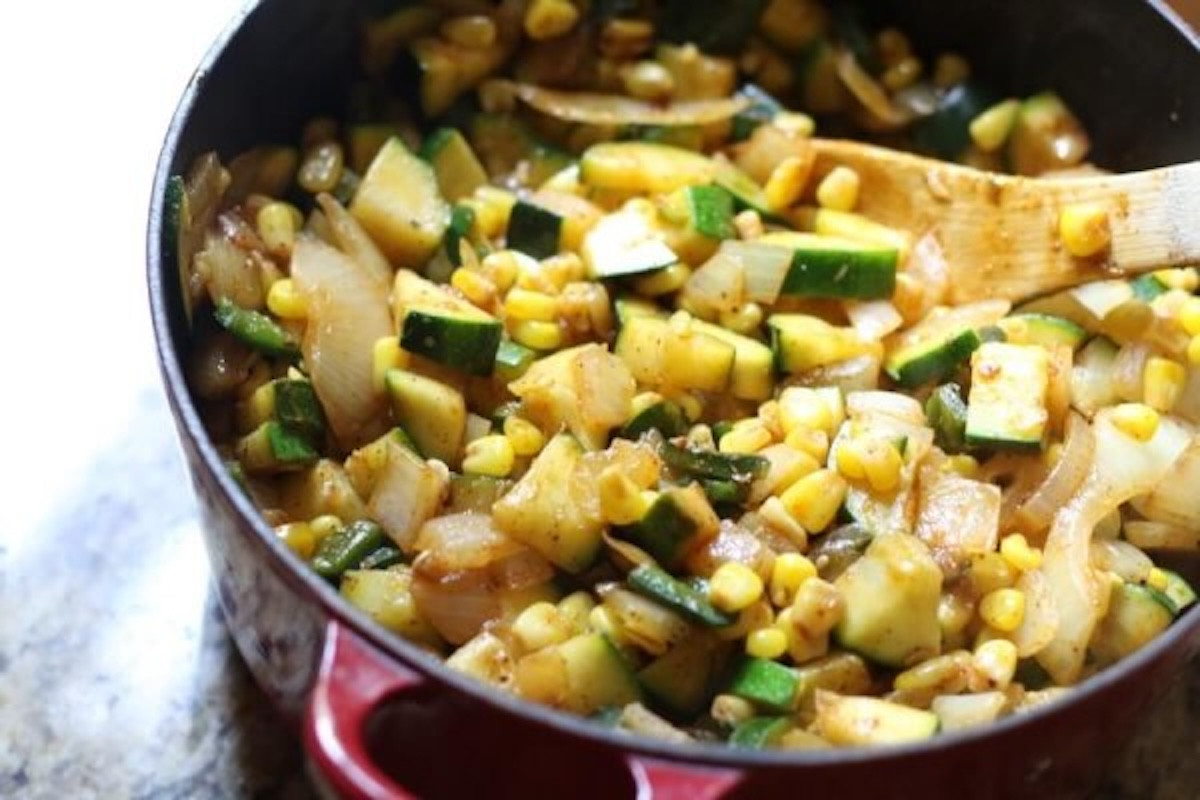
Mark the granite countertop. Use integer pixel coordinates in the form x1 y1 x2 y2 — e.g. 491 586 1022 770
0 2 1198 798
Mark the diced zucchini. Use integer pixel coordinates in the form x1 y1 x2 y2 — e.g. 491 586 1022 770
614 295 669 328
419 128 488 203
345 427 422 499
351 137 450 267
312 520 386 580
814 692 940 746
277 459 370 524
627 563 733 628
442 204 478 268
665 185 737 241
768 314 872 374
493 434 604 573
792 653 874 709
385 369 467 465
394 268 487 320
638 633 731 717
692 319 775 401
1130 273 1169 302
912 80 999 160
582 205 678 280
1090 582 1176 666
1000 313 1088 350
712 161 775 219
164 175 195 325
834 533 943 668
620 399 689 441
506 199 564 260
965 342 1050 451
615 315 735 393
213 298 300 360
494 339 538 383
620 487 722 571
400 307 503 377
925 383 969 454
446 473 510 514
559 633 643 715
272 379 326 441
727 657 799 713
758 232 897 301
236 421 318 475
658 0 768 53
341 566 443 649
729 717 790 748
580 142 716 195
660 441 769 484
1160 570 1198 616
886 329 980 389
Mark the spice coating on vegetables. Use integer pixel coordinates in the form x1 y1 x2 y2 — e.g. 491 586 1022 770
177 0 1199 750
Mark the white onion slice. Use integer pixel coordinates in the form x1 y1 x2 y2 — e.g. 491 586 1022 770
504 81 749 126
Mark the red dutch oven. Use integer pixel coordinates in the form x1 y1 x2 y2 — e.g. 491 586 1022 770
148 1 1200 797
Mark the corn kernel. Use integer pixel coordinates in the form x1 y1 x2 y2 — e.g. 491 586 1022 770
523 0 580 40
599 466 652 525
474 187 518 236
1181 297 1200 336
881 56 922 92
512 601 570 652
709 563 765 613
675 392 705 423
778 387 835 436
944 454 980 478
309 514 344 544
557 591 596 634
257 201 300 258
773 112 815 137
1059 202 1111 258
588 604 622 639
633 263 691 296
759 496 808 548
1189 336 1200 367
973 639 1018 689
969 99 1020 153
979 588 1026 633
779 469 847 534
1147 568 1170 592
462 435 516 478
770 553 818 608
785 426 830 463
505 288 559 322
1143 356 1186 412
504 416 546 457
1000 533 1043 572
480 250 520 292
451 268 497 309
441 15 497 48
1155 268 1199 292
854 438 904 494
970 552 1017 595
733 209 764 240
764 156 813 213
373 337 406 394
276 522 316 559
718 302 764 335
511 319 564 351
621 60 675 101
266 278 308 321
815 166 860 213
711 694 757 727
1110 403 1160 442
719 420 774 455
834 439 866 481
746 627 789 660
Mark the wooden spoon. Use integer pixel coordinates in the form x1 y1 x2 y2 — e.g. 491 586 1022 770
807 138 1200 304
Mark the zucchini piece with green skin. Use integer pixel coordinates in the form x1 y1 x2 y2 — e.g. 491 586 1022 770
339 567 443 648
493 339 538 383
814 692 940 746
350 137 450 268
671 185 737 241
1130 273 1169 301
443 204 478 268
419 127 488 203
559 633 643 715
1090 582 1176 665
1160 570 1198 615
713 161 776 220
446 473 510 514
691 319 775 401
615 315 735 393
701 479 750 508
312 520 387 580
886 328 981 389
727 657 799 713
627 564 734 627
164 175 194 325
638 633 731 717
506 200 563 260
660 441 769 483
582 206 678 280
657 0 768 54
965 342 1050 451
758 232 897 300
729 717 791 748
620 487 721 571
236 421 319 475
580 142 716 196
400 307 503 377
913 80 1000 160
385 369 467 465
213 298 300 360
1001 313 1088 350
925 383 969 454
768 314 873 375
620 400 689 441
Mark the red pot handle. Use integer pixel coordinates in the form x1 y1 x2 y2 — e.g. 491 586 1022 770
304 621 743 799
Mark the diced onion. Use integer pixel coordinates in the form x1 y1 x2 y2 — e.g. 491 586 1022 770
1130 437 1200 530
503 81 750 126
316 193 393 290
600 586 692 656
1123 520 1200 550
680 244 748 319
1012 412 1094 538
1010 568 1057 657
1090 539 1153 584
411 570 500 646
845 300 903 341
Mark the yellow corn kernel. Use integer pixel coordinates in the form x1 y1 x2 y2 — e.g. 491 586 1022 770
505 287 559 322
881 56 923 92
441 15 497 48
523 0 580 40
267 278 308 320
785 427 830 463
474 187 518 236
621 60 675 101
511 319 564 351
1143 356 1186 412
944 454 980 478
719 420 774 455
633 263 691 296
512 601 571 653
588 604 622 640
373 337 406 394
979 588 1026 633
480 250 520 292
746 627 789 660
557 591 596 634
1180 297 1200 336
770 553 818 608
451 268 497 309
599 466 652 525
1000 533 1043 572
838 437 904 494
834 439 866 481
764 156 813 213
257 201 300 258
1110 403 1161 442
276 522 317 559
968 99 1020 153
1188 336 1200 367
542 253 586 288
462 435 516 478
1147 568 1170 592
1059 202 1111 258
815 166 860 213
779 469 847 534
973 639 1018 689
970 552 1017 595
309 514 344 544
1156 268 1200 292
709 562 766 614
733 209 764 240
778 387 835 436
718 302 764 336
932 52 971 88
674 392 704 423
503 416 546 457
773 112 815 137
759 496 808 548
711 694 757 727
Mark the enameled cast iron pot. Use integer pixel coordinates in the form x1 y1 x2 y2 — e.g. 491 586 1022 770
148 2 1200 797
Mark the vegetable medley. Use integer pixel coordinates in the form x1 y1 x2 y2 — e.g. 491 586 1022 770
176 0 1199 750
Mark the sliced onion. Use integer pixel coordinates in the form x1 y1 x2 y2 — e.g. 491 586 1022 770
1010 568 1057 657
846 390 925 426
1090 539 1153 584
734 241 794 304
195 232 264 309
914 458 1002 573
369 440 449 552
845 300 903 341
414 512 526 574
679 244 747 319
1122 520 1200 550
835 50 913 130
291 236 392 449
684 520 774 581
316 193 393 290
603 531 657 574
787 353 881 394
1130 436 1200 529
1111 342 1153 403
411 569 500 646
1012 412 1095 538
503 81 750 126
